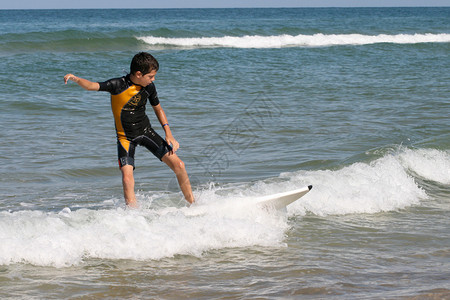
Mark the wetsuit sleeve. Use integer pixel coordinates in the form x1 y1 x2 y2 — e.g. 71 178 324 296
146 83 160 106
98 80 112 93
98 77 127 95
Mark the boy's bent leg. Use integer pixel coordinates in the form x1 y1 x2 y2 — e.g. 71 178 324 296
162 153 195 204
121 165 138 207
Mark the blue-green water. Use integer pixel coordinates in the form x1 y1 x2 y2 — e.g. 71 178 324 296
0 7 449 299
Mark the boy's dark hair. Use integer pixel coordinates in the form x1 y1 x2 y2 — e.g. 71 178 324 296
130 52 159 75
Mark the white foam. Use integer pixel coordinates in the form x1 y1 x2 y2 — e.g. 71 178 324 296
0 147 444 267
399 148 450 184
283 148 441 216
0 200 288 267
137 33 450 49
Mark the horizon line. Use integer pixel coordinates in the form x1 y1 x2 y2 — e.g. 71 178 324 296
1 5 450 10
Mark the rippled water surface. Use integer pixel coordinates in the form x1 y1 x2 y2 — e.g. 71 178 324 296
0 7 449 299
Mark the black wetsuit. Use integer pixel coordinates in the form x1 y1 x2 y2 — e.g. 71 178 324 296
99 75 171 167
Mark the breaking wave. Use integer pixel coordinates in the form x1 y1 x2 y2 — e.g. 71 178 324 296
1 147 447 267
138 33 450 49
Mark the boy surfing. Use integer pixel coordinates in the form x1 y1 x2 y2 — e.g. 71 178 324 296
64 52 194 207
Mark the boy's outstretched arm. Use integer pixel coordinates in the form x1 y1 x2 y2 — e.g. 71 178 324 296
64 74 100 91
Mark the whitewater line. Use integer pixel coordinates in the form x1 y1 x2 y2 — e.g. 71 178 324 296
137 33 450 49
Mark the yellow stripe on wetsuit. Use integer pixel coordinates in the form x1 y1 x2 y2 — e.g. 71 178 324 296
110 84 142 152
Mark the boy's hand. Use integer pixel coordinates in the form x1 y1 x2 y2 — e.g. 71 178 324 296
165 135 179 154
63 74 100 91
64 74 77 84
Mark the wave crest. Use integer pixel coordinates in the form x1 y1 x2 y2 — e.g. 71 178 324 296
137 33 450 49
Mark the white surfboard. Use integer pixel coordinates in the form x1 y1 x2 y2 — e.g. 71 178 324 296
256 185 312 210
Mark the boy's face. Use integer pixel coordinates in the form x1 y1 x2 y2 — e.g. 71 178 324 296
134 70 157 86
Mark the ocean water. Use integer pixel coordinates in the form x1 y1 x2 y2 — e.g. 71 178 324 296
0 7 449 299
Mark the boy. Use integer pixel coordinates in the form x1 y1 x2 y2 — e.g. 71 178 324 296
64 52 194 207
